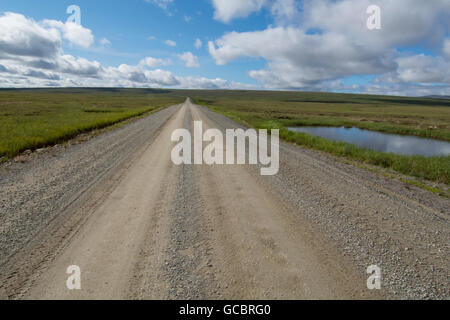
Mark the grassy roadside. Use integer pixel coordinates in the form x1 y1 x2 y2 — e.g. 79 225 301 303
0 88 185 159
1 88 448 189
187 91 450 187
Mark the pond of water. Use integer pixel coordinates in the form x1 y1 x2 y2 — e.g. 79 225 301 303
288 126 450 157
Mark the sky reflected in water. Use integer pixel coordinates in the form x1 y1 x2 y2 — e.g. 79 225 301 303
288 126 450 157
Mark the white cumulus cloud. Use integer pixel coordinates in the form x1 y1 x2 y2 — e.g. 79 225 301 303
0 12 250 90
100 38 111 46
212 0 267 23
208 0 450 92
0 12 61 58
443 39 450 59
165 39 177 47
194 38 203 49
178 52 200 68
211 0 300 23
43 19 94 48
139 56 171 68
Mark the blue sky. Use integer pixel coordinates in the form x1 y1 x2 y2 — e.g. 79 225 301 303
0 0 268 85
0 0 449 96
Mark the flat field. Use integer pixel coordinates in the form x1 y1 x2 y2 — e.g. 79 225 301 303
1 88 448 186
186 90 450 185
0 88 184 159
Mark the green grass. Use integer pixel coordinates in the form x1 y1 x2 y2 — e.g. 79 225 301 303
279 127 449 184
184 90 450 185
0 88 184 158
1 88 449 186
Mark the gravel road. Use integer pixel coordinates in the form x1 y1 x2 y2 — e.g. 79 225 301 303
0 99 448 299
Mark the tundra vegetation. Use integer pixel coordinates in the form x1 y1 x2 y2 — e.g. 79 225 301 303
0 88 183 159
184 90 449 187
1 88 448 188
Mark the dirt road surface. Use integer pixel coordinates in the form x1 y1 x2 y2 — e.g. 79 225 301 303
0 99 448 300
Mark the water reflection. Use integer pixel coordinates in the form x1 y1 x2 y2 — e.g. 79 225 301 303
288 126 450 157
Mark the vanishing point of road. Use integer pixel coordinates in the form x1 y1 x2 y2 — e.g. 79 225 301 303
0 99 448 299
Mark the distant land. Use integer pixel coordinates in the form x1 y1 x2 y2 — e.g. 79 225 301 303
423 95 450 100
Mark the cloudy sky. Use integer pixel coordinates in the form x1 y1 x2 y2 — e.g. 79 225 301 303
0 0 449 96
